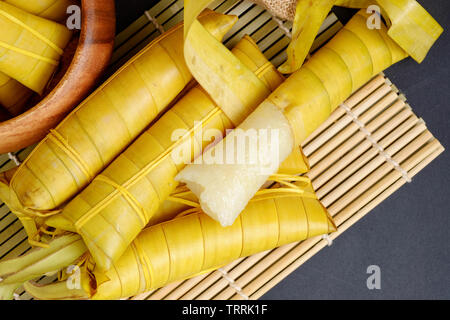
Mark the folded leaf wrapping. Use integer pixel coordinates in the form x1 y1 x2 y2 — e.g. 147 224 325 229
0 0 78 115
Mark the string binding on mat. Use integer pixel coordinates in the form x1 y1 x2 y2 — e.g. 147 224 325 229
322 234 333 246
339 101 412 183
272 16 292 39
8 152 21 166
144 10 165 34
217 268 249 300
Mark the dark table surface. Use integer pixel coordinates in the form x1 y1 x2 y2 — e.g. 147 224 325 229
114 0 450 299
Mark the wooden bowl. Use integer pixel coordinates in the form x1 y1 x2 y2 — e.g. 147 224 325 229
0 0 116 153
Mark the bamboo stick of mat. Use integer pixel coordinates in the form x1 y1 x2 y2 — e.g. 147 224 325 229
324 130 434 211
320 124 430 207
305 84 398 166
315 113 424 197
136 74 443 300
312 106 417 193
307 93 407 182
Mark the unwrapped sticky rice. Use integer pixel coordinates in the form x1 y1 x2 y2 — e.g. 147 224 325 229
176 101 294 226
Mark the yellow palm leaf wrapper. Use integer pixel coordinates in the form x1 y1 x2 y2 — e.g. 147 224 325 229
0 0 79 116
0 2 72 94
44 35 306 273
3 0 77 22
252 0 442 72
279 0 336 74
0 71 32 116
374 0 443 63
0 10 237 246
176 9 410 226
16 178 335 300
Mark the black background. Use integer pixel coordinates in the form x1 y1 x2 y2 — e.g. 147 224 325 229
113 0 450 299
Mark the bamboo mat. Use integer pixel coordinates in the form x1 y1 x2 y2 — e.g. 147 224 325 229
0 0 444 300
